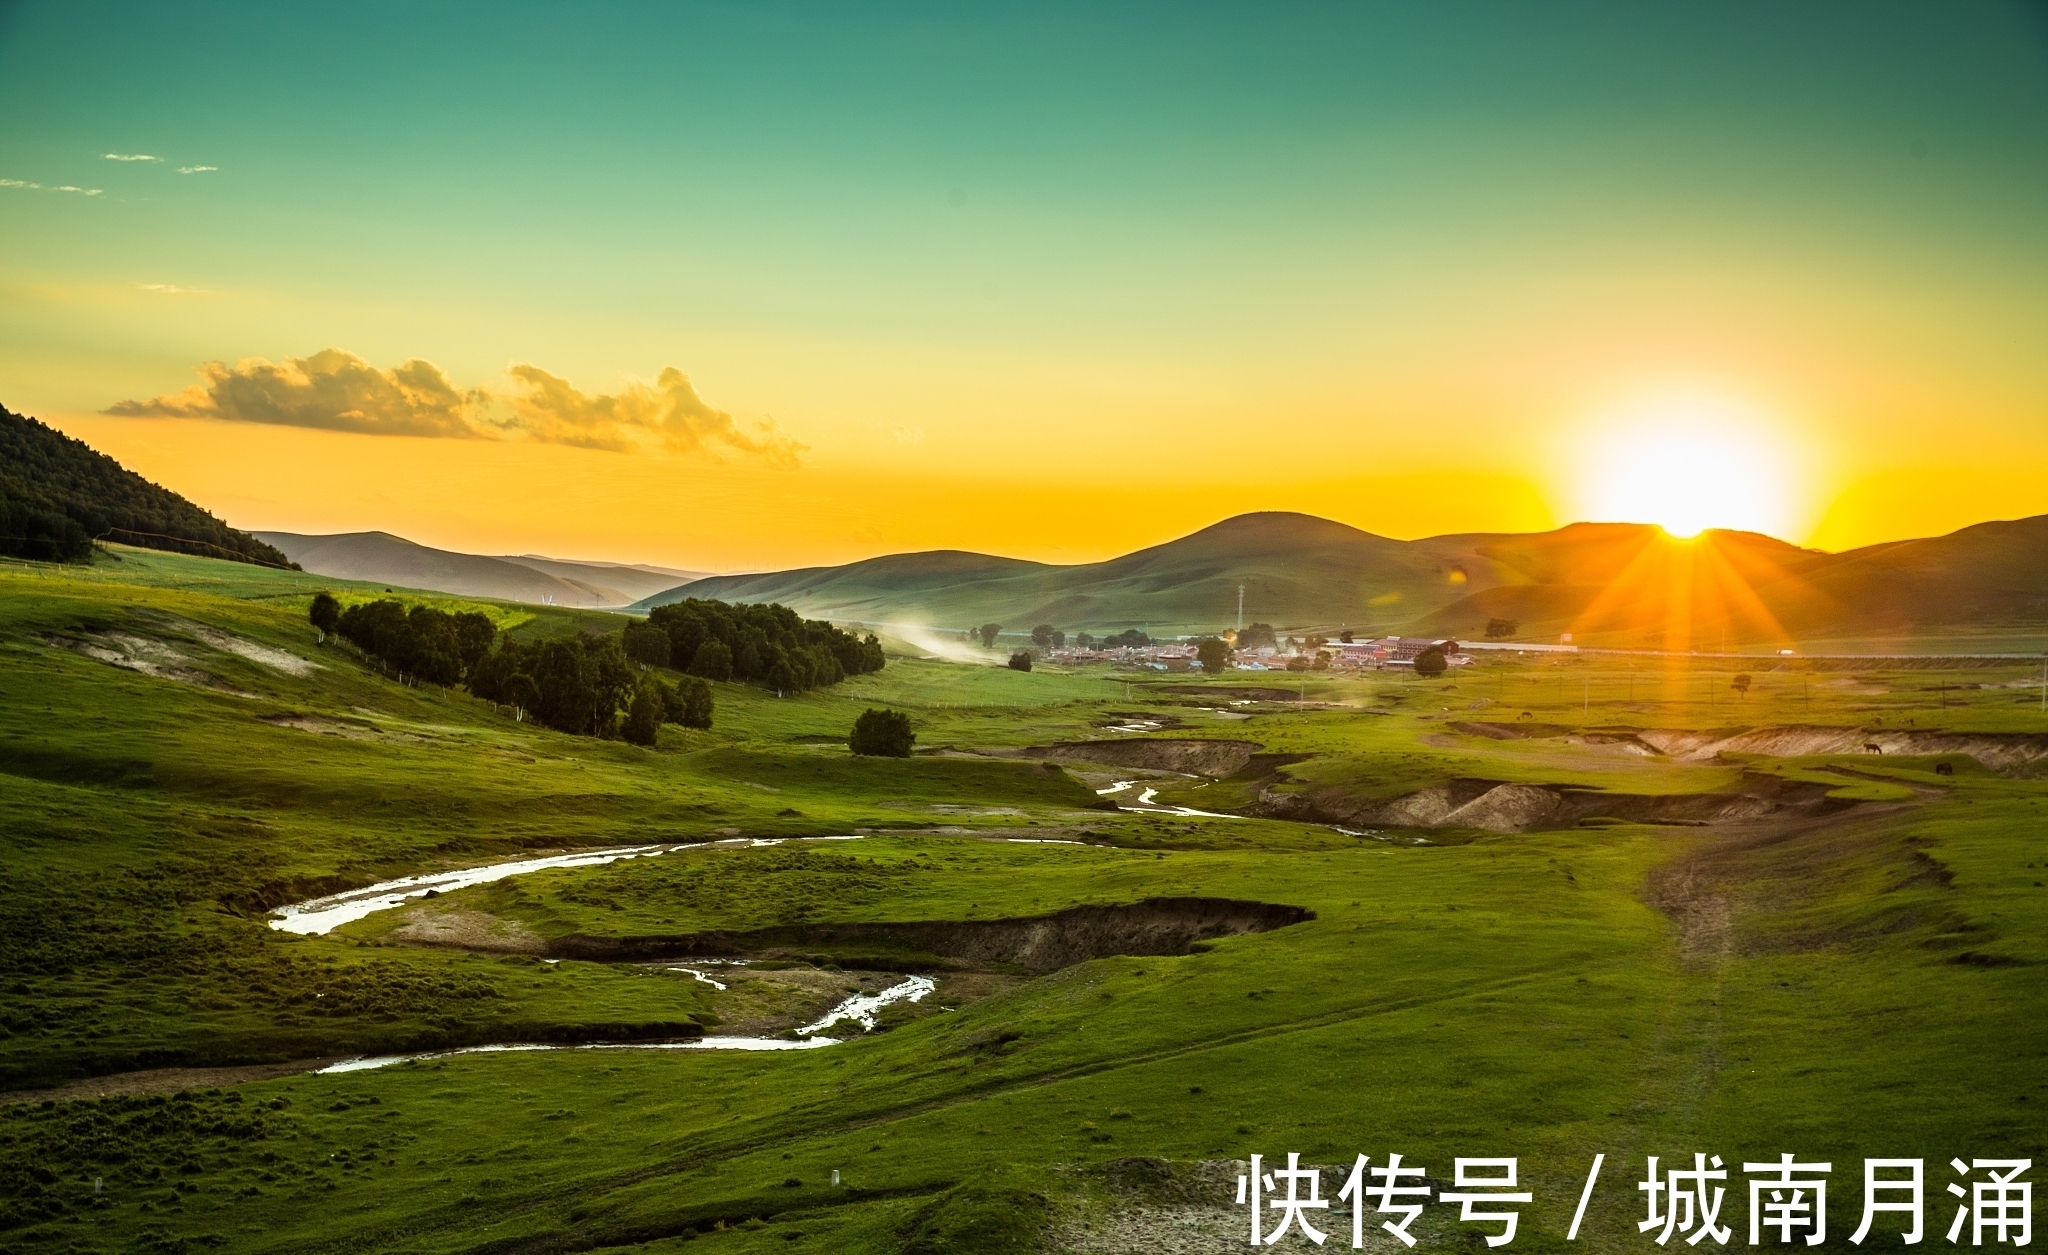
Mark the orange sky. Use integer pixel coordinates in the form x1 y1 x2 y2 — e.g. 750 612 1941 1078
7 5 2047 571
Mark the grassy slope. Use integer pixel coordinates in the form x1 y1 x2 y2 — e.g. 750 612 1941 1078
1 550 2044 1252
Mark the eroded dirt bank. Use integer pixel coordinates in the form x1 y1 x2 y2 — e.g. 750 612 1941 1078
1255 773 1848 834
1446 721 2048 776
1036 739 1262 777
549 897 1314 972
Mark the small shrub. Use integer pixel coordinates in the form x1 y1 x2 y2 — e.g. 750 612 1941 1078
849 708 914 757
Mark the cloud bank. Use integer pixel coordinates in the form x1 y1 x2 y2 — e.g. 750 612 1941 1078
105 349 805 466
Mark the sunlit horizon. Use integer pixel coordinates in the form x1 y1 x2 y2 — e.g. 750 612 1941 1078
5 4 2046 570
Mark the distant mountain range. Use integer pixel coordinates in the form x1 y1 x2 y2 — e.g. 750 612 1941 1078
257 531 707 608
16 415 2046 646
636 510 2048 650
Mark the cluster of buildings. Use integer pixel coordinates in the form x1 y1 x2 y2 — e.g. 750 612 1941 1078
1041 636 1468 672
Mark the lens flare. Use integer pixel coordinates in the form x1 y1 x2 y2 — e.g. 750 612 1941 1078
1574 393 1797 539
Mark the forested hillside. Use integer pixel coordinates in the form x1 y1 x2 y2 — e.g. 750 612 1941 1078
0 405 292 566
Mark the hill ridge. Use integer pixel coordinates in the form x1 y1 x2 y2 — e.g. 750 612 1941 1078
0 404 290 566
636 510 2048 648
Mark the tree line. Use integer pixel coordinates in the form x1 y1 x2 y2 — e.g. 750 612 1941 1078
643 599 884 693
310 592 882 745
312 593 710 744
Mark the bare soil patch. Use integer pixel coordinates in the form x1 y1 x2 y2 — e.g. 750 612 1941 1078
1157 685 1305 703
44 630 253 695
1038 738 1261 777
1256 773 1846 834
259 712 382 740
1639 726 2048 776
385 906 547 953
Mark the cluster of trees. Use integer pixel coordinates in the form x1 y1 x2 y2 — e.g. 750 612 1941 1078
1096 629 1151 649
1008 651 1033 672
849 708 914 757
1484 617 1520 640
311 593 713 742
976 623 1003 648
646 599 883 694
1 406 295 566
1029 623 1065 650
316 595 496 687
1236 622 1278 651
1196 637 1233 673
469 632 712 740
1413 645 1449 678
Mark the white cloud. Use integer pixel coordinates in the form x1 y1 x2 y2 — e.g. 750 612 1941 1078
106 349 806 467
893 425 925 445
103 153 161 162
3 179 101 195
138 283 207 294
177 165 217 175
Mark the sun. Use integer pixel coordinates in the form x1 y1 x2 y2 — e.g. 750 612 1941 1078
1575 393 1796 539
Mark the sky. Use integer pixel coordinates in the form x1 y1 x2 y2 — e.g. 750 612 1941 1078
3 1 2046 571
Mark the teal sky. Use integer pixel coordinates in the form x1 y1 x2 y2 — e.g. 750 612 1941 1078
2 2 2046 566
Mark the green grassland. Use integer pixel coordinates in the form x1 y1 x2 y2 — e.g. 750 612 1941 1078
2 548 2045 1252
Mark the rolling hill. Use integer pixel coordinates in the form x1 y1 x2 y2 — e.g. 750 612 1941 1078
256 531 706 608
1 404 291 567
637 510 2048 649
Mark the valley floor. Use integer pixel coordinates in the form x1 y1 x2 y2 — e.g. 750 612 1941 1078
1 550 2043 1253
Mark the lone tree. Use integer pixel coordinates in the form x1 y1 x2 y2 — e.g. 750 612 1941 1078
1237 622 1277 651
1008 650 1033 672
1196 636 1233 674
1731 673 1752 697
849 708 914 757
1413 645 1449 678
1484 617 1519 640
309 592 341 639
978 622 1003 649
1031 623 1055 648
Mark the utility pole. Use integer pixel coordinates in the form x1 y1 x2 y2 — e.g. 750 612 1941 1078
1236 585 1245 634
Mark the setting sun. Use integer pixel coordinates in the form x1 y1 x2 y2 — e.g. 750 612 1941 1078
1576 394 1799 539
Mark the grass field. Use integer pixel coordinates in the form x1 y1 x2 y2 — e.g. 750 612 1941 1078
2 548 2043 1253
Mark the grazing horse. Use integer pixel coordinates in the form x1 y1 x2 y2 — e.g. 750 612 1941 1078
1864 742 1883 754
1935 761 1955 776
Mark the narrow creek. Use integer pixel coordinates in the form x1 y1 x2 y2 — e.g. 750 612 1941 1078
270 835 867 935
268 837 936 1068
314 975 937 1070
1097 779 1245 820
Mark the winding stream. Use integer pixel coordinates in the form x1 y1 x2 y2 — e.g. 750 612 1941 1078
1098 780 1245 820
312 974 935 1071
269 836 866 935
266 840 940 1069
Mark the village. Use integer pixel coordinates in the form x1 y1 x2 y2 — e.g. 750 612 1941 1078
1040 629 1473 672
